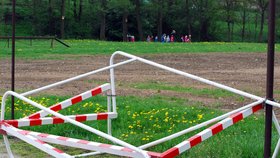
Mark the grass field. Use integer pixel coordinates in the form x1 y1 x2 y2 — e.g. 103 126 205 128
1 40 280 157
0 94 277 158
0 40 279 59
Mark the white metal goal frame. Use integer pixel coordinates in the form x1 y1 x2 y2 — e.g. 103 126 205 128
1 51 280 158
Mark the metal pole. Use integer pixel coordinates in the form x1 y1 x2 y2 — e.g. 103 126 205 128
264 0 276 157
11 0 16 119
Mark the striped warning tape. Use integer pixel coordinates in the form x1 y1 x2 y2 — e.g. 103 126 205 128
26 83 111 119
1 127 161 158
0 122 71 158
5 112 117 128
161 103 263 158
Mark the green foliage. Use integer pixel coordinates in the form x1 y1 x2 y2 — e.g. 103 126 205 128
0 0 280 42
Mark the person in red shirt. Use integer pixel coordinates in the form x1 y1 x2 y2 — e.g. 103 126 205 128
170 35 174 42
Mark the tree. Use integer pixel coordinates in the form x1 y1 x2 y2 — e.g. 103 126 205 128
186 0 191 35
60 0 65 39
48 0 54 35
0 0 4 35
78 0 83 22
157 0 163 39
238 0 251 42
192 0 217 41
73 0 78 21
222 0 237 42
99 0 107 40
108 0 134 41
135 0 144 41
255 0 268 42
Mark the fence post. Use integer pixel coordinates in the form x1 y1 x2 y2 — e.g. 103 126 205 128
264 0 276 157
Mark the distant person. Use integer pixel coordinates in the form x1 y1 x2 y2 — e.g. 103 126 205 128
154 36 158 42
188 35 192 42
147 35 151 42
171 30 176 42
170 35 174 42
185 35 189 42
131 36 135 42
127 34 131 42
181 36 185 42
150 36 154 42
166 35 170 42
161 34 166 43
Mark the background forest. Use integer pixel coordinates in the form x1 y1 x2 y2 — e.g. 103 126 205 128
0 0 280 42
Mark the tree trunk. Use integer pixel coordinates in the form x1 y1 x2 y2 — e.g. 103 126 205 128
254 13 258 41
231 22 234 41
3 0 7 35
157 0 163 39
74 0 77 21
48 0 54 35
200 19 209 41
1 0 4 35
135 0 143 41
227 21 231 41
258 10 265 42
186 0 191 35
78 0 83 22
99 0 106 40
60 0 65 39
241 9 246 42
135 0 144 41
32 0 37 35
122 12 128 41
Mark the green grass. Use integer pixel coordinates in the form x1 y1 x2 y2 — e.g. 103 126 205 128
0 40 279 59
131 81 245 101
0 95 277 157
0 40 279 157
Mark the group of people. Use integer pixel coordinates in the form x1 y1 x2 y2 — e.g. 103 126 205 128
128 29 192 43
146 33 191 43
146 34 175 43
180 35 191 42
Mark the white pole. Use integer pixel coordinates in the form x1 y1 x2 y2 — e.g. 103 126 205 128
21 58 136 96
273 112 280 135
109 55 117 113
272 139 280 158
107 91 112 135
139 100 263 149
111 51 263 101
3 135 14 158
0 91 149 158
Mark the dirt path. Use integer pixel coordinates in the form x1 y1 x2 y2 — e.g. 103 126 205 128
1 53 280 104
1 53 280 157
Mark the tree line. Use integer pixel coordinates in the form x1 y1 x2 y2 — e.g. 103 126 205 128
0 0 279 42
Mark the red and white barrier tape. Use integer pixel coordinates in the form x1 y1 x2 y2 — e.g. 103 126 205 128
161 104 263 158
6 112 117 128
26 83 111 119
2 127 161 158
0 122 71 158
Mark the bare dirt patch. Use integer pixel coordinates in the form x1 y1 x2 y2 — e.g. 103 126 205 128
1 53 280 156
1 53 280 109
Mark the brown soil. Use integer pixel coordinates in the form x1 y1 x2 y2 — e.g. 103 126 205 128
1 53 280 109
1 53 280 156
